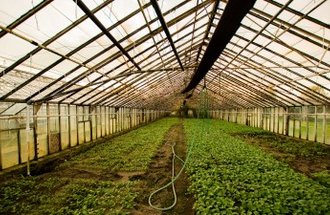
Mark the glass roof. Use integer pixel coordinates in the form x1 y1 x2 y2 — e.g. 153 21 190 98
0 0 329 110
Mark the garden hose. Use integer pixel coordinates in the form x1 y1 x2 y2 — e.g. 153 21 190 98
148 141 192 211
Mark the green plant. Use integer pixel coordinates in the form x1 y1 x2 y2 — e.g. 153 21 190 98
0 118 178 215
234 130 330 157
184 119 330 214
312 170 330 187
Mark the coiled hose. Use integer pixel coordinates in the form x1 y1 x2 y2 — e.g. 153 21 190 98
148 141 192 211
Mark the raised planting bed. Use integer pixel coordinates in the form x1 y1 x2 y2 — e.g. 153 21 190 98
231 127 330 187
184 119 330 214
0 118 178 215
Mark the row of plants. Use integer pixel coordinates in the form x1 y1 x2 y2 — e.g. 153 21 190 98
184 119 330 214
61 117 178 172
231 124 330 187
232 129 330 157
0 176 137 215
0 117 178 214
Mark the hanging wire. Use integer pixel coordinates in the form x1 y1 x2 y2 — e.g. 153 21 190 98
160 0 164 9
31 0 40 31
2 59 6 77
109 0 113 19
75 0 78 19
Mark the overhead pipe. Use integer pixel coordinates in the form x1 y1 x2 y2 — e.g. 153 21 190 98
182 0 256 93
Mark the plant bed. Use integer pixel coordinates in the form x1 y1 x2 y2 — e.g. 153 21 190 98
231 128 330 187
184 119 330 214
0 118 178 215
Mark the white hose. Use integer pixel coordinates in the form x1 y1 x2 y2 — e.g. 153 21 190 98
148 141 192 211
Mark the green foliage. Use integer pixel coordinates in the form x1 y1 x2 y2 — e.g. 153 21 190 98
0 118 178 215
0 176 65 214
234 130 330 157
184 119 330 214
63 118 178 172
312 170 330 188
197 88 210 118
53 180 137 215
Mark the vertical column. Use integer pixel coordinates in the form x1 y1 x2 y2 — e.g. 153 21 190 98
123 108 126 130
245 108 248 125
285 107 290 136
68 104 71 148
76 105 79 145
58 104 62 151
306 106 310 141
299 106 302 139
102 106 105 136
17 127 22 164
33 104 39 160
120 107 123 131
0 126 2 170
314 107 317 142
109 107 112 134
281 107 284 134
108 107 111 135
272 107 275 132
89 106 93 142
115 107 118 133
46 103 50 154
25 104 30 175
260 108 263 129
268 108 271 131
83 107 86 143
95 106 98 138
292 108 296 138
323 105 326 144
106 106 109 136
100 106 103 137
276 107 280 134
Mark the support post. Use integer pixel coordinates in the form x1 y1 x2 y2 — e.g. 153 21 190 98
58 104 62 151
299 106 302 139
260 108 264 129
17 130 22 165
68 104 71 147
245 108 249 125
277 107 280 133
76 105 79 145
0 129 2 170
293 111 296 137
314 107 317 142
33 104 41 160
306 107 310 141
46 103 50 154
322 105 326 144
285 107 290 136
89 106 93 142
26 104 31 175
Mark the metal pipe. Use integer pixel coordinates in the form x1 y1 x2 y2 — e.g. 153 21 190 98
150 0 184 71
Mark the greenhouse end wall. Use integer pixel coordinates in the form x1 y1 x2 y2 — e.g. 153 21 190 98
0 103 167 170
209 105 330 145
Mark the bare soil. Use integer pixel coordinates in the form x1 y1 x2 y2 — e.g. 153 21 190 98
130 122 195 215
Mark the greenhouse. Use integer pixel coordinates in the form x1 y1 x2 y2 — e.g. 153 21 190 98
0 0 330 214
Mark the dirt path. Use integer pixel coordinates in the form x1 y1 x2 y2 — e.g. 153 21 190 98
130 122 194 215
